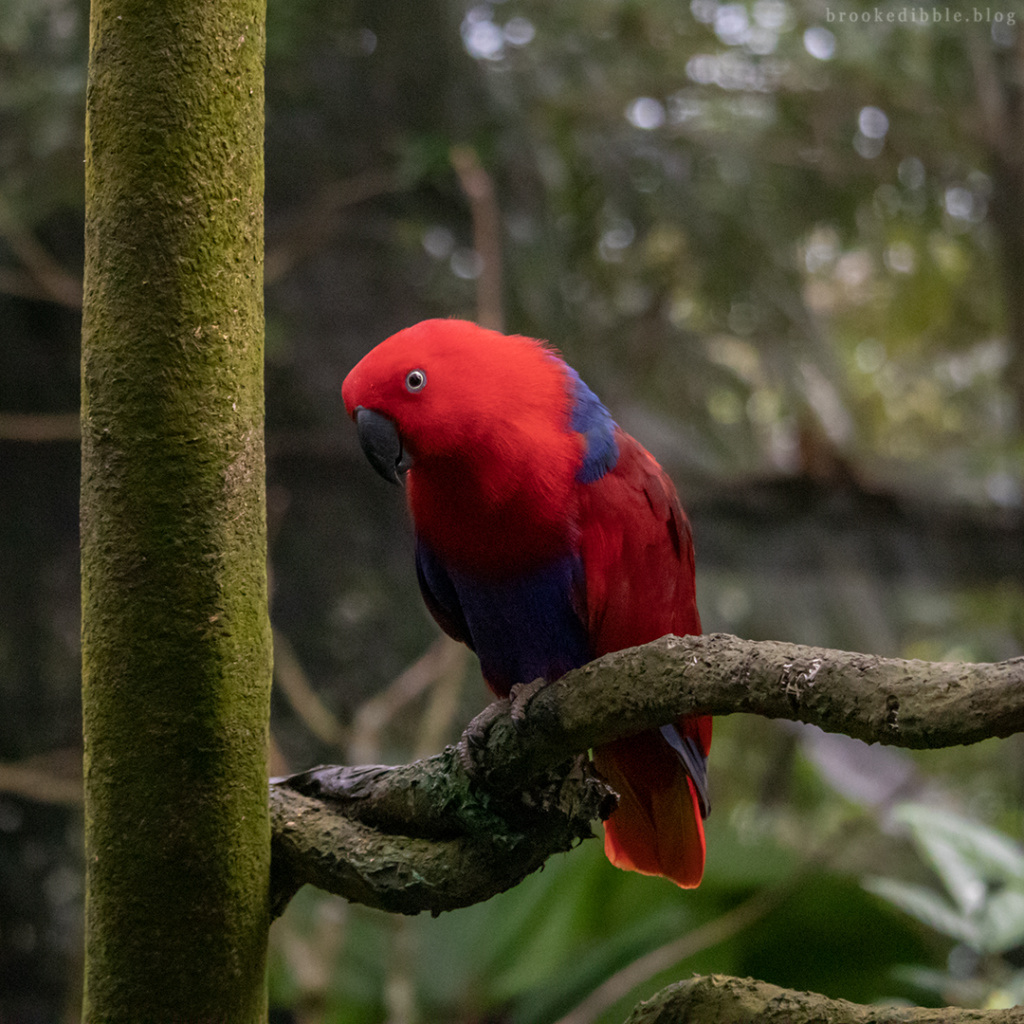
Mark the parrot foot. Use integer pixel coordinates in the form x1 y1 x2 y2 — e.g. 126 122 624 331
508 677 549 732
456 698 510 774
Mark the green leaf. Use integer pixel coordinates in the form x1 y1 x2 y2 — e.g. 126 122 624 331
866 806 1024 954
977 888 1024 956
892 804 1024 885
912 832 988 917
863 876 980 947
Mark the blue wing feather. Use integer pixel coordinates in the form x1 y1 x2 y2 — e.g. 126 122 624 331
564 365 619 483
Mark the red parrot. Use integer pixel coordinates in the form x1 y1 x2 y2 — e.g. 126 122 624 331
342 319 710 887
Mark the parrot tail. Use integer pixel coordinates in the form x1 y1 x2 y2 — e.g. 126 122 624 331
592 716 711 889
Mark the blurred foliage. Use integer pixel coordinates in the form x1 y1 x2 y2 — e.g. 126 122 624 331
866 804 1024 1009
1 0 1023 1021
268 796 936 1023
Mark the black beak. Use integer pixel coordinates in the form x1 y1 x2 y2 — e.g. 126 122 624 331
354 407 411 484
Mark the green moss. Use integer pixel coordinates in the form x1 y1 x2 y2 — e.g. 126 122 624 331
81 1 270 1020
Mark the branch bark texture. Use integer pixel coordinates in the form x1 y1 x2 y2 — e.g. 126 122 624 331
512 632 1024 756
270 633 1023 917
625 974 1024 1024
270 753 613 918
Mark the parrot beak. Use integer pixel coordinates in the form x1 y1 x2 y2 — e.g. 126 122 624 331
354 407 412 484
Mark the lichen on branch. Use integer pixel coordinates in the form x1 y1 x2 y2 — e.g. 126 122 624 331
624 974 1021 1023
270 751 611 918
527 632 1024 754
270 632 1024 917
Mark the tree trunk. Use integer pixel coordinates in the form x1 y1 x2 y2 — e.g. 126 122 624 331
80 0 270 1020
969 33 1024 428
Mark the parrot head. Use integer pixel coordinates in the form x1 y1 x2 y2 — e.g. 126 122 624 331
342 319 583 490
341 319 593 574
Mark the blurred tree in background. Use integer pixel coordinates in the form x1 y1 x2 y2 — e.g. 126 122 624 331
0 0 1022 1020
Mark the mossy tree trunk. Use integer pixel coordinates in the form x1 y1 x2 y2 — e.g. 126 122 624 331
80 0 270 1021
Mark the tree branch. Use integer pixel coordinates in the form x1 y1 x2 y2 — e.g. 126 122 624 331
0 411 81 442
269 633 1024 917
504 632 1024 758
0 194 84 308
623 974 1021 1023
270 754 612 918
450 145 504 331
272 628 348 752
0 748 84 806
264 168 402 284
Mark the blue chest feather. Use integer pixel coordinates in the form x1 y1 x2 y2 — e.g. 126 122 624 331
412 362 617 695
416 541 592 696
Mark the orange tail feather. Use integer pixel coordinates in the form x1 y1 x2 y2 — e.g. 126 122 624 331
593 724 708 889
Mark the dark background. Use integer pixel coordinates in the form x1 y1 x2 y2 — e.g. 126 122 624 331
1 1 1023 1020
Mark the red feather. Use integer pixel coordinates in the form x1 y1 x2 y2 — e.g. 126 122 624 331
343 320 583 577
343 320 711 888
578 430 710 887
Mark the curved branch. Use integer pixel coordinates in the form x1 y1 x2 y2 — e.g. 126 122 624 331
270 754 613 918
624 974 1018 1023
269 633 1024 916
513 632 1024 758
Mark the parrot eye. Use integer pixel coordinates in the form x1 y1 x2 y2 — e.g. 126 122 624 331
405 369 427 393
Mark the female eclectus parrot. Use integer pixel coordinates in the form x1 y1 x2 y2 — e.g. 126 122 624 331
342 319 710 887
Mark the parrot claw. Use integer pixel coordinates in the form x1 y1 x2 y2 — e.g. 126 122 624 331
456 698 510 774
508 677 548 732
